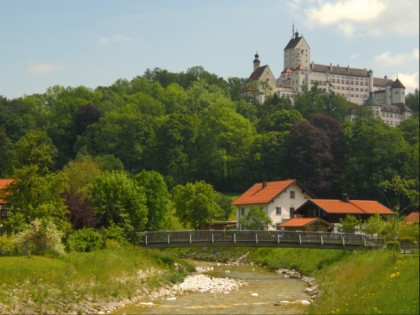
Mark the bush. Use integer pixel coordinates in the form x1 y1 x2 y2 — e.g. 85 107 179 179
386 240 401 252
0 235 18 256
67 228 104 252
101 223 128 245
15 218 65 257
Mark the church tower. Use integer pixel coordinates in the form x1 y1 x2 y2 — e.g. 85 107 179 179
253 52 260 71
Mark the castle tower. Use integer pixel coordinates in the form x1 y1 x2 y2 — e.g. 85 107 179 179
368 69 374 93
283 31 311 70
391 78 405 104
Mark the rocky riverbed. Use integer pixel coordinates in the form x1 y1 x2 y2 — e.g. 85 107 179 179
0 263 318 314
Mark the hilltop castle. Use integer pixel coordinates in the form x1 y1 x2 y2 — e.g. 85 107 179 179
244 30 412 126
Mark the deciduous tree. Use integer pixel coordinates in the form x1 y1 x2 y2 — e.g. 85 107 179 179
239 205 273 230
172 181 221 230
89 171 148 238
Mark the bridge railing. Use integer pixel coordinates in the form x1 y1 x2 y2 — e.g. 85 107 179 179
141 230 383 248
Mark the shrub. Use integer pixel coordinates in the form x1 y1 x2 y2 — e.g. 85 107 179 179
67 228 104 252
15 218 65 257
386 240 401 252
101 223 128 245
0 235 18 256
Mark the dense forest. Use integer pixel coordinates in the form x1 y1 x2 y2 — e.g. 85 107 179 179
0 66 418 241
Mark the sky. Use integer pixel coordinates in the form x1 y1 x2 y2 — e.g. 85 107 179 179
1 0 419 99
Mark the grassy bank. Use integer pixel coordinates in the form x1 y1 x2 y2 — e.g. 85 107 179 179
0 245 193 314
1 245 418 314
307 251 419 315
166 247 419 314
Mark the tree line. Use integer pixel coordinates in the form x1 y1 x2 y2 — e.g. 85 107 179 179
0 66 418 250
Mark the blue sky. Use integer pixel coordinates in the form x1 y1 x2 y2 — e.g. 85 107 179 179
1 0 418 99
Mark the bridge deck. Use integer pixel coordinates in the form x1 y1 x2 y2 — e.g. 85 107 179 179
139 230 383 250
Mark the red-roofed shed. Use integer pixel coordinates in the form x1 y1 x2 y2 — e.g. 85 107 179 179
278 217 332 232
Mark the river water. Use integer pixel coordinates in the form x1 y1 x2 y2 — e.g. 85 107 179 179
116 262 309 314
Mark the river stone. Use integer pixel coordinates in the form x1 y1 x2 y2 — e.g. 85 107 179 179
301 300 311 305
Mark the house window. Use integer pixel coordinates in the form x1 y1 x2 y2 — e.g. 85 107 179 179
290 207 295 217
290 191 295 199
276 207 282 215
240 208 245 216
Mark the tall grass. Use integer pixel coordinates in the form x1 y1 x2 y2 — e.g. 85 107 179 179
167 246 418 314
308 251 419 314
0 246 193 313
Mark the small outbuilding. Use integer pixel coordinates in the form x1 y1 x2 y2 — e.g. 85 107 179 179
406 212 419 224
277 217 332 232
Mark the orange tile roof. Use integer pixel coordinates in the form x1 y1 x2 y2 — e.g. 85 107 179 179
278 218 319 227
310 199 393 215
0 179 15 204
232 180 295 205
406 212 419 224
350 200 393 214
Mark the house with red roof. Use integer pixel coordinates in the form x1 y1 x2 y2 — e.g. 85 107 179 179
406 212 419 224
0 179 15 228
293 194 394 231
232 179 313 230
278 217 332 232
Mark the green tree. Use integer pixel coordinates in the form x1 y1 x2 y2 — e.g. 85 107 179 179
15 218 65 257
155 113 199 184
379 176 419 214
239 205 273 230
198 101 256 190
0 127 14 176
61 154 102 197
338 215 361 233
172 181 222 230
362 213 386 236
405 89 419 112
342 119 412 200
90 171 148 238
135 170 171 231
45 85 101 167
12 130 58 174
248 131 289 183
217 194 235 221
265 109 303 133
76 109 158 172
2 165 70 234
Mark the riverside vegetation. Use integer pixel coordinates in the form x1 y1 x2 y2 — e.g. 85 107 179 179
0 243 418 314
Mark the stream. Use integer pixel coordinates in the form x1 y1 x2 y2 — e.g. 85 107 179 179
116 261 310 314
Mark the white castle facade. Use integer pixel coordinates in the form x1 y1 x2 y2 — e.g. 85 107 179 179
244 31 412 126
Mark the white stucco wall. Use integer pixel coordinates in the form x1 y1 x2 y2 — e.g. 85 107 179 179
236 183 311 231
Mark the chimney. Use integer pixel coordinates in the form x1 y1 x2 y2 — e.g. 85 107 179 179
342 194 349 203
262 181 267 189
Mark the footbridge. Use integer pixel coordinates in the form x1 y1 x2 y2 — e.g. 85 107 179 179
139 230 383 250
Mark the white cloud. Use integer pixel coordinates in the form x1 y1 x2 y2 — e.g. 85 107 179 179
294 0 419 37
97 34 133 45
307 0 386 25
28 63 61 73
395 72 419 93
374 49 419 66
